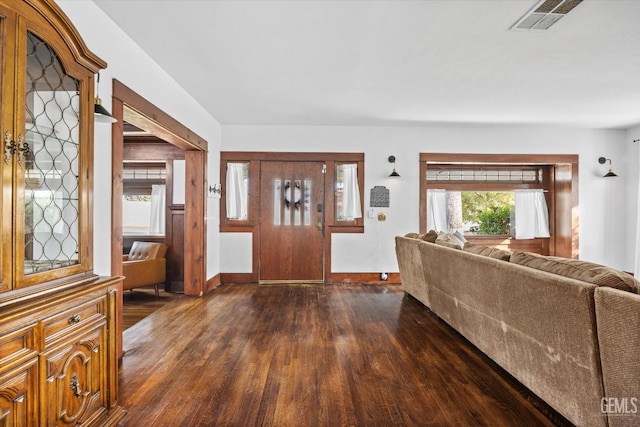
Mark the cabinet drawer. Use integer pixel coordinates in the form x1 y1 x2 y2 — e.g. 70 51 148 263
43 297 106 345
0 325 37 369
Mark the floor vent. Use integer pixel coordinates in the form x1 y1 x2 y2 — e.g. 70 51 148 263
511 0 583 30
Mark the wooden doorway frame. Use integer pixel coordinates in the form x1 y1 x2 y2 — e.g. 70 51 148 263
419 153 579 258
110 80 207 356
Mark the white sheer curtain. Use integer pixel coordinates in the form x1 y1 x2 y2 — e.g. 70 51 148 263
338 164 362 220
427 189 448 232
149 184 166 234
226 163 248 220
514 189 550 239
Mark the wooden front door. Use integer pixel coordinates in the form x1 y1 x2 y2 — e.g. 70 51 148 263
259 161 325 283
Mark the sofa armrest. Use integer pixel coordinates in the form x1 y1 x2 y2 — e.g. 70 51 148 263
595 287 640 426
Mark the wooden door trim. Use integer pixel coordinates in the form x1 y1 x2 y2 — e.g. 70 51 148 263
419 153 578 258
112 80 206 151
111 80 208 356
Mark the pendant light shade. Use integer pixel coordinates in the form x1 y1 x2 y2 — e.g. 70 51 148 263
94 73 117 123
94 97 117 123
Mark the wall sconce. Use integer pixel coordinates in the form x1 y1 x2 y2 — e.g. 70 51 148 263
388 155 400 177
94 73 117 124
598 157 618 177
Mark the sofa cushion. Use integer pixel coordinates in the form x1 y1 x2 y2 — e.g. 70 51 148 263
510 251 639 293
421 230 438 243
436 231 464 249
463 242 511 261
434 240 462 250
404 232 420 239
436 231 464 248
453 230 468 245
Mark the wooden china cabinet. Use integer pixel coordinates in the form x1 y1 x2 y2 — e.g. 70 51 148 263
0 0 125 425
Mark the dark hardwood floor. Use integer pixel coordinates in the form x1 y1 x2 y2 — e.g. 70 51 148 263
118 284 572 426
122 287 184 330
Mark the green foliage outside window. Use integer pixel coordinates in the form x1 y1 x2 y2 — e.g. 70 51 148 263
461 192 513 235
478 205 512 235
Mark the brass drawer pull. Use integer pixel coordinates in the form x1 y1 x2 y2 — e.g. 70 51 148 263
68 314 81 324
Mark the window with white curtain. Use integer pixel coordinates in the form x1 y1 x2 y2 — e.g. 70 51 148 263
149 184 166 234
336 163 362 221
514 189 550 239
426 189 550 239
426 189 448 232
122 162 166 236
421 153 578 258
226 162 249 220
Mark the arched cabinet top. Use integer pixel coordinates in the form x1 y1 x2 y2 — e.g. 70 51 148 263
16 0 107 72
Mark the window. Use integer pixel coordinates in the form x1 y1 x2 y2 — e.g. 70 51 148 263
335 163 363 222
419 153 579 257
427 190 515 236
122 162 166 236
226 162 249 221
427 190 549 238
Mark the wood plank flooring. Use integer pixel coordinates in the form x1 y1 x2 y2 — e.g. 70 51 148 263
118 284 572 426
122 287 183 330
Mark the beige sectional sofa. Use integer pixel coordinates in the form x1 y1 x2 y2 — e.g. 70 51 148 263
395 233 640 427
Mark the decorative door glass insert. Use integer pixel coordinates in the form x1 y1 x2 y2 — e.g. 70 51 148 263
24 31 80 274
274 177 312 226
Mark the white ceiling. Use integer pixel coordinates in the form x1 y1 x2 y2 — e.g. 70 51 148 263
93 0 640 129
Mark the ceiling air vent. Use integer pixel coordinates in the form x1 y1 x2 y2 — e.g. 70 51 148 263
511 0 583 30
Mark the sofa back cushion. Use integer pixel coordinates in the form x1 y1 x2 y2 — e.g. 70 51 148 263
463 242 511 261
510 251 638 293
128 241 168 260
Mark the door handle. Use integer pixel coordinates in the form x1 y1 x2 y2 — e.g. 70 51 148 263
316 216 323 232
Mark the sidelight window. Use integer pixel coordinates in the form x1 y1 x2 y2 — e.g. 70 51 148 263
336 163 362 221
226 162 249 221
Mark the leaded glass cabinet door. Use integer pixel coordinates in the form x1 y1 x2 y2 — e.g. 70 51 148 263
12 27 94 289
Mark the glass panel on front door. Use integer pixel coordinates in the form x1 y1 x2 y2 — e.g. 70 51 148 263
275 178 311 227
23 31 80 274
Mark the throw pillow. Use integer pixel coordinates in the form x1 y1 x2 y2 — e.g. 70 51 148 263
421 230 438 243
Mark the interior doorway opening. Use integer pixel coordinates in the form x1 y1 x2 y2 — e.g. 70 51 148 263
110 80 208 357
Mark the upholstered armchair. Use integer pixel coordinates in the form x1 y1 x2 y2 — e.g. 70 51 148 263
122 241 168 296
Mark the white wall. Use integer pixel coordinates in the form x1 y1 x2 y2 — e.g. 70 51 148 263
222 124 639 274
626 125 640 275
57 1 222 279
